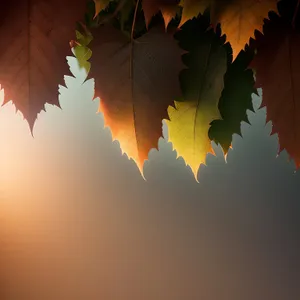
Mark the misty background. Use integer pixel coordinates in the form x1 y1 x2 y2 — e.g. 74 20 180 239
0 56 299 299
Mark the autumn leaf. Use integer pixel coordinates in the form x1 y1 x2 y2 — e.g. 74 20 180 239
93 0 114 18
88 23 183 175
178 0 211 27
209 44 256 155
0 0 87 132
213 0 279 59
250 4 300 168
142 0 180 29
166 14 229 181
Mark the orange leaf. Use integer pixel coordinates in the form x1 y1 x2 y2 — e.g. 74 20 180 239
213 0 279 59
250 11 300 168
93 0 113 18
179 0 211 27
142 0 180 29
0 0 86 132
89 25 183 175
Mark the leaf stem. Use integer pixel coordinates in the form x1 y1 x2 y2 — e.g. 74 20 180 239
292 0 300 29
129 0 140 166
131 0 140 40
129 0 140 80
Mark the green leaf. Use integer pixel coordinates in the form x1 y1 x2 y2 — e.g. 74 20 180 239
73 24 93 73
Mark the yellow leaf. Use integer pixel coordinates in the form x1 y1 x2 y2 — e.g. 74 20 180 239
166 19 228 181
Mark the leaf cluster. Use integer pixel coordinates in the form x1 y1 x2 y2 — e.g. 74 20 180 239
0 0 299 181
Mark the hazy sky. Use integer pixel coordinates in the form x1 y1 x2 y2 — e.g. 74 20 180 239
0 56 299 300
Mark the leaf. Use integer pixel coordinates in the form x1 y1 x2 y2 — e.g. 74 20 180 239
142 0 180 29
72 28 93 74
84 0 103 28
250 6 300 168
118 1 148 38
179 0 211 27
213 0 279 59
119 0 136 30
93 0 114 18
88 24 183 175
166 15 228 181
209 44 256 155
0 0 87 132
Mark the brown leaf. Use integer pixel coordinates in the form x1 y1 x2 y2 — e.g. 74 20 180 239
89 24 183 175
250 12 300 168
0 0 87 131
142 0 180 29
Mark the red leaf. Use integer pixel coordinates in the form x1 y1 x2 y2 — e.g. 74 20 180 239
250 11 300 167
0 0 87 132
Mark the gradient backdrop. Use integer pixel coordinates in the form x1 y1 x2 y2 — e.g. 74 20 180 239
0 56 299 299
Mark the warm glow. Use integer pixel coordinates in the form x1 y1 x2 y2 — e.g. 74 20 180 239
98 99 146 178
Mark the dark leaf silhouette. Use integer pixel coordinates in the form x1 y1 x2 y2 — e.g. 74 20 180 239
209 45 256 155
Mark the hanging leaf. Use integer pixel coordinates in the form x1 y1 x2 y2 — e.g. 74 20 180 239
166 14 229 181
119 0 136 30
87 22 183 175
142 0 180 29
213 0 279 59
209 44 256 155
0 0 87 132
178 0 211 27
250 3 300 168
72 27 93 74
93 0 115 18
